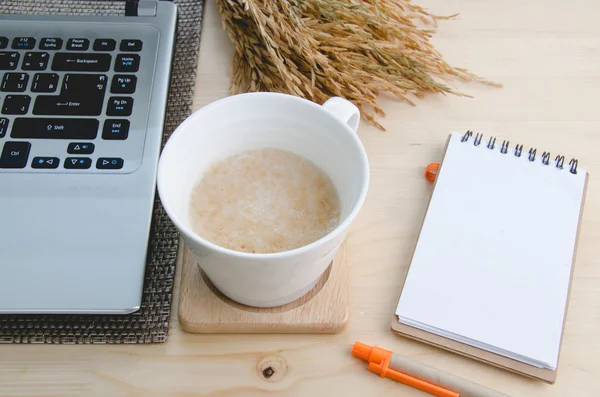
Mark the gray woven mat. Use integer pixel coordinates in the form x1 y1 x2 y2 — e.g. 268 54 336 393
0 0 204 344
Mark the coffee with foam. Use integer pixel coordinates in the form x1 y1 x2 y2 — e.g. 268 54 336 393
189 148 341 254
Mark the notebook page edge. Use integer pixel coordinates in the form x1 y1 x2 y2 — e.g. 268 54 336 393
389 318 558 383
398 316 553 369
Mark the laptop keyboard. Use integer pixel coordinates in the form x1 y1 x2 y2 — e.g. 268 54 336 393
0 32 151 172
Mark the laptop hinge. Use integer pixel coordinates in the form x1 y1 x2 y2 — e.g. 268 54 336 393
125 0 158 17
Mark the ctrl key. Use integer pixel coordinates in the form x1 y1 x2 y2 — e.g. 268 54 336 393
0 141 31 169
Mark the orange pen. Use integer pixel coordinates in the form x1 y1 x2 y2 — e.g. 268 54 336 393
352 342 511 397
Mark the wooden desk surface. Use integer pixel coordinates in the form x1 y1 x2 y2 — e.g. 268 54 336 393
2 0 600 396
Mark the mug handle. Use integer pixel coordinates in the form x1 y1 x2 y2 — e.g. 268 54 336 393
322 97 360 133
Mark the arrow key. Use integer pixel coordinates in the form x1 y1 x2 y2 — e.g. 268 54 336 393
64 157 91 169
32 156 59 169
96 157 123 170
67 142 95 154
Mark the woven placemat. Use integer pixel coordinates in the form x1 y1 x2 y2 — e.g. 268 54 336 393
0 0 204 344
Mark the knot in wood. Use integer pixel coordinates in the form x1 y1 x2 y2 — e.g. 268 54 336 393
257 355 287 383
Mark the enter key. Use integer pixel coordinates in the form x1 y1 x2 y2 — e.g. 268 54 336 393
32 74 107 116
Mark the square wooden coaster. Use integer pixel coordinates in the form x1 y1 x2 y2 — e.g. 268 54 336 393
178 243 349 334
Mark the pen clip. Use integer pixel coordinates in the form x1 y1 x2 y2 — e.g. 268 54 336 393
369 355 391 377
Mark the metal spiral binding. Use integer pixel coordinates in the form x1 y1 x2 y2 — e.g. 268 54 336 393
461 130 472 142
460 131 579 174
569 159 578 174
541 152 551 165
515 144 523 157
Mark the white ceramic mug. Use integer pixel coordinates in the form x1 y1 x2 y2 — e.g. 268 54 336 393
157 92 369 307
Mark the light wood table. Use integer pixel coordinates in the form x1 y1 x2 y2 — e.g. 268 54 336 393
2 0 600 396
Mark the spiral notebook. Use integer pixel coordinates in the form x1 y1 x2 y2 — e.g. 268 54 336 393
391 132 588 383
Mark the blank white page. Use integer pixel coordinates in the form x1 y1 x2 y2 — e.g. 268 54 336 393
395 132 587 370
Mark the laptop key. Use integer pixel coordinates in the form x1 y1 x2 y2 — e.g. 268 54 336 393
31 73 59 93
1 73 29 92
0 37 7 49
115 54 140 73
66 38 90 51
106 97 133 116
61 74 107 96
67 142 95 154
51 53 111 72
0 118 8 138
2 95 31 115
96 157 124 170
40 38 63 51
93 39 116 52
120 39 143 52
11 118 99 139
34 96 105 116
34 74 107 116
111 75 137 94
0 141 31 169
31 156 60 169
102 119 130 140
12 37 36 50
0 52 19 70
22 52 49 71
64 157 91 169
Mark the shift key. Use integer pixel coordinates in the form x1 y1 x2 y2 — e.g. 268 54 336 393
11 118 98 139
52 52 111 72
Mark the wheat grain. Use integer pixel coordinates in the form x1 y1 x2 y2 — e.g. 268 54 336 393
217 0 501 130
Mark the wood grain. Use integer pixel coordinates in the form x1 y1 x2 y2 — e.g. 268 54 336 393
178 244 349 333
2 0 600 396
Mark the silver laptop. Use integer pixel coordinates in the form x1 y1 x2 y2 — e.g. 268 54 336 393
0 0 177 313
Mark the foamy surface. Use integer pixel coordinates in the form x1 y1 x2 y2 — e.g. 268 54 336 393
189 148 341 254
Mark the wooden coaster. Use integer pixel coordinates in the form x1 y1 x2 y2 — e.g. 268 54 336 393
178 243 349 334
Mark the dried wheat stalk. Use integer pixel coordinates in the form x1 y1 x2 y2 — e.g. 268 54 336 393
217 0 501 130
